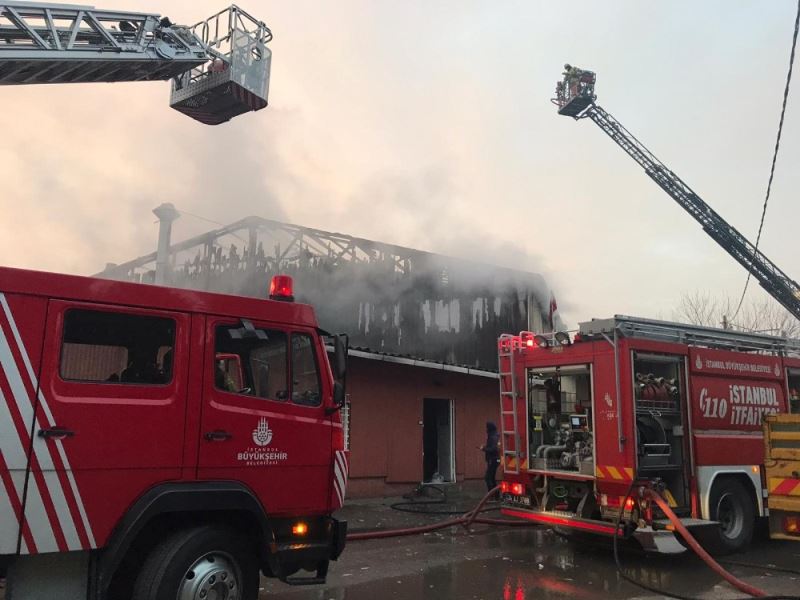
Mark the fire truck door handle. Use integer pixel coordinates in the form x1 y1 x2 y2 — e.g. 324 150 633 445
38 426 74 440
204 429 233 442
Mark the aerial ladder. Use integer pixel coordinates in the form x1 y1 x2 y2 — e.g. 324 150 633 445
0 1 272 124
556 66 800 543
553 66 800 322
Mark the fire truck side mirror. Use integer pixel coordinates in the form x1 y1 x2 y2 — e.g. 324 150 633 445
333 380 346 408
333 334 348 382
326 333 347 414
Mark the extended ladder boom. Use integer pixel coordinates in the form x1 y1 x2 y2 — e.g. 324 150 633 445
0 2 273 124
0 2 208 83
555 67 800 321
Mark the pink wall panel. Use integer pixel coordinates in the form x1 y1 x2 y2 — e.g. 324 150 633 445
345 357 498 494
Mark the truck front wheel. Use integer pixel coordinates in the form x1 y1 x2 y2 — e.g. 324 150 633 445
709 479 755 554
132 525 259 600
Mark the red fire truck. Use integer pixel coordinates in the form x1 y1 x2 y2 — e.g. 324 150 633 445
498 315 800 554
0 266 349 599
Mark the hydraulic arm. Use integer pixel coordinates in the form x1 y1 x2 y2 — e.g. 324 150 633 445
0 2 273 124
555 66 800 321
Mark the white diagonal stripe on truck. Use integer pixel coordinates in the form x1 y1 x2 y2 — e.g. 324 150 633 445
0 382 55 552
333 451 348 507
0 468 20 554
0 294 84 550
1 295 96 548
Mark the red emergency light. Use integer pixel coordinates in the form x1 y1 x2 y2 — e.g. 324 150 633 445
511 482 525 496
269 275 294 302
519 332 536 348
500 481 510 494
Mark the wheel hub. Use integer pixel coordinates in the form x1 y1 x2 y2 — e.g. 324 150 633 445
178 552 240 600
716 492 743 540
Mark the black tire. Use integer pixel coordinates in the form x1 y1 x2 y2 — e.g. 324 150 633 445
708 478 756 555
132 525 259 600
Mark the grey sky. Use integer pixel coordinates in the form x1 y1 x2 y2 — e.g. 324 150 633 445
1 0 797 327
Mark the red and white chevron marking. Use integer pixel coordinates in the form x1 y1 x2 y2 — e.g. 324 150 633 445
332 450 349 509
0 293 95 555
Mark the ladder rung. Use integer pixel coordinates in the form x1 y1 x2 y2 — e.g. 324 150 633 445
501 391 515 396
499 371 512 376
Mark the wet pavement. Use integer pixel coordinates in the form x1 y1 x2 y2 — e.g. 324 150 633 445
260 492 800 599
2 491 799 599
261 527 800 599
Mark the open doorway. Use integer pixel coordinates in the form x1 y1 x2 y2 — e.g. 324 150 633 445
423 398 454 483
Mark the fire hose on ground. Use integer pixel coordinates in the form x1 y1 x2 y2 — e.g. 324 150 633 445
614 482 798 600
347 484 799 599
346 486 533 541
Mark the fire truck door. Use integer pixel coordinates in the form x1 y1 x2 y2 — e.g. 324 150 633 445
197 319 332 513
30 301 190 552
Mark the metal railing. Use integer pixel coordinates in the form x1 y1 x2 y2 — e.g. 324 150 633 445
179 4 272 85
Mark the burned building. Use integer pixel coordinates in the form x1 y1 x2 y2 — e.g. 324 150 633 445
99 210 558 496
100 214 554 371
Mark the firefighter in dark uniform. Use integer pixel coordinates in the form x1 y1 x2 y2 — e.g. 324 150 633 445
479 421 500 495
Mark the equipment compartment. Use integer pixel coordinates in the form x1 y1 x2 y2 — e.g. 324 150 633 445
632 352 690 512
527 365 594 474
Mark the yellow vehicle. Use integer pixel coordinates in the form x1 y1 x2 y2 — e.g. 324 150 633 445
764 414 800 540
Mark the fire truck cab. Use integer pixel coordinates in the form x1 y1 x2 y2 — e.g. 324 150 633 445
498 315 799 554
0 266 349 599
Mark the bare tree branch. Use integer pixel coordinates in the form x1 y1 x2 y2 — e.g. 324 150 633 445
673 291 799 336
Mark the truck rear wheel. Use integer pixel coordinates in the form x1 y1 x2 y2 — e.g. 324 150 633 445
709 479 755 554
132 525 259 600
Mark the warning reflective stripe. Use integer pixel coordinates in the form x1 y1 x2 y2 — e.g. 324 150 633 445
336 451 349 481
21 470 59 553
63 468 95 548
0 354 54 552
769 477 800 496
332 462 344 506
1 294 95 548
0 489 17 553
0 303 73 550
332 451 348 508
0 452 21 554
0 294 90 550
338 452 349 501
0 294 93 547
5 463 36 553
596 466 635 481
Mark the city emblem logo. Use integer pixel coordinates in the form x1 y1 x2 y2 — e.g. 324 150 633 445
237 418 287 466
695 355 703 370
252 417 273 447
604 392 613 408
